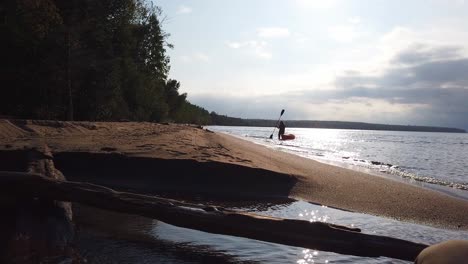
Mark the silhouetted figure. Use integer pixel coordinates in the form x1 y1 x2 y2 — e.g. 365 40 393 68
278 121 285 140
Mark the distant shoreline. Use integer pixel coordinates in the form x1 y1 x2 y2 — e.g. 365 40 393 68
210 116 467 133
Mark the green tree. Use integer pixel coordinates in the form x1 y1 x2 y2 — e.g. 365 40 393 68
1 0 206 124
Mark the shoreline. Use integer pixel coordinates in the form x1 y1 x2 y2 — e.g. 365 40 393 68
213 132 468 230
1 119 468 231
211 127 468 203
284 151 468 203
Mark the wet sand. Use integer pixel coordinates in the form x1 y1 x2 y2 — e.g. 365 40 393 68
1 119 468 230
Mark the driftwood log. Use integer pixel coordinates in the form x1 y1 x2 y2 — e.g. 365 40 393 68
0 145 75 263
0 171 428 261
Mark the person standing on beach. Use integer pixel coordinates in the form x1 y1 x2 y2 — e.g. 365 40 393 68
278 121 286 140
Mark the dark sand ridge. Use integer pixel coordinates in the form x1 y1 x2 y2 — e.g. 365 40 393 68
1 119 468 230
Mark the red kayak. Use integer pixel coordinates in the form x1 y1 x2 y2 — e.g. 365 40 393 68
280 134 295 140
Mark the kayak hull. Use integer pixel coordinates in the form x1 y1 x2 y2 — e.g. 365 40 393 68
280 134 295 140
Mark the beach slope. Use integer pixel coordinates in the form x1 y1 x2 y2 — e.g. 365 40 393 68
1 119 467 230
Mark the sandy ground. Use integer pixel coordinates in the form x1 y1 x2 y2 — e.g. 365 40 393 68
1 119 468 230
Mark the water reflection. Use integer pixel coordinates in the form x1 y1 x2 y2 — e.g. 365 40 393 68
74 205 261 264
297 249 325 264
298 207 331 223
74 199 468 264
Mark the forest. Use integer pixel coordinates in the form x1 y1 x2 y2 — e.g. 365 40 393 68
1 0 212 124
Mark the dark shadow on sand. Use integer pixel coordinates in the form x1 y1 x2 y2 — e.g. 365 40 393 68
54 152 298 202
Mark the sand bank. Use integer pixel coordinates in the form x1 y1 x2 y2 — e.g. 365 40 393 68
1 119 468 230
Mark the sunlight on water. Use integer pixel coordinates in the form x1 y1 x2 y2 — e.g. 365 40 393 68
297 249 324 264
77 199 468 263
297 208 330 263
148 200 468 263
298 207 330 223
207 126 468 199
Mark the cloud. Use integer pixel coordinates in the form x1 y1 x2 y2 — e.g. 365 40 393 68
224 28 290 60
226 42 243 49
348 16 361 24
328 20 367 43
327 47 468 128
192 44 468 129
178 52 210 63
226 40 272 59
186 23 468 129
177 5 192 14
378 26 468 60
188 92 428 126
335 58 468 90
294 0 338 9
257 27 290 38
391 44 463 65
326 15 367 44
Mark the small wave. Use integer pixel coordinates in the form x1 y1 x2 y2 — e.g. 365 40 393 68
388 167 468 191
278 142 296 147
376 139 406 143
414 141 432 144
248 135 269 139
337 157 468 191
341 157 393 167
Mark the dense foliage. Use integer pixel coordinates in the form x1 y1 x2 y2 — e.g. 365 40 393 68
0 0 211 123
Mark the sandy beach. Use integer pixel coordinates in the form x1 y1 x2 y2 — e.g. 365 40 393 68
1 119 468 231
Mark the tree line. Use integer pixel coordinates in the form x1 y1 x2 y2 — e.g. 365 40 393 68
0 0 212 123
208 115 466 133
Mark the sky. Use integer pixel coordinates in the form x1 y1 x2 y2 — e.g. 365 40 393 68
156 0 468 129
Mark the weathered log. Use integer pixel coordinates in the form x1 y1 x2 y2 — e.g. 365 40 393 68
0 171 428 261
0 146 75 263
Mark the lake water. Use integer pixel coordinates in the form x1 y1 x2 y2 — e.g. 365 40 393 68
77 200 468 264
76 126 468 263
207 126 468 200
